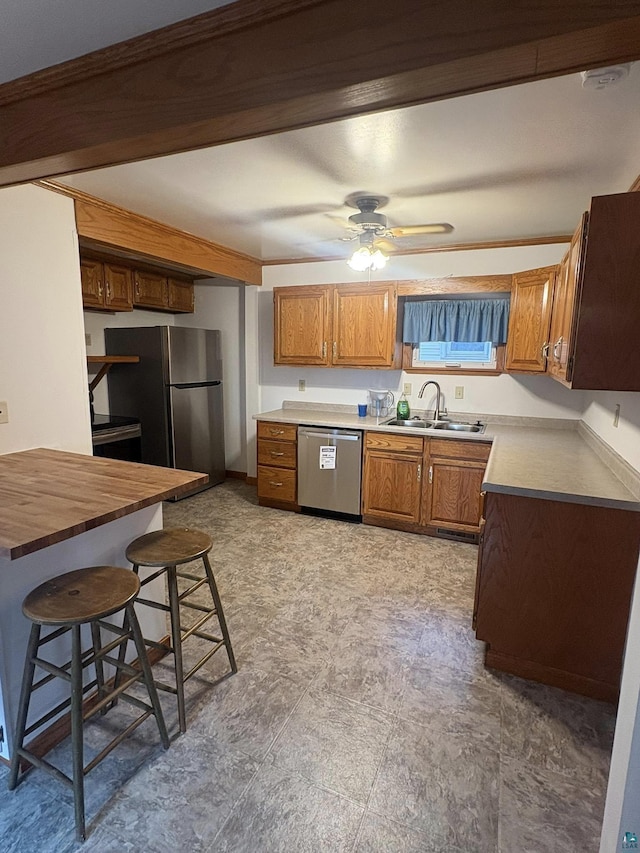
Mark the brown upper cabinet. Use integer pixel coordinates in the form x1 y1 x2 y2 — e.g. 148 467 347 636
80 252 194 314
81 258 133 312
547 192 640 391
273 282 399 368
133 270 195 313
505 267 555 374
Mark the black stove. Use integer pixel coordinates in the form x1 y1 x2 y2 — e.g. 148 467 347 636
91 414 142 461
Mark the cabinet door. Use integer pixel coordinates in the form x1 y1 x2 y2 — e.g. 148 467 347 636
362 450 422 522
332 283 397 367
505 267 554 373
168 278 194 313
134 270 168 309
104 263 133 311
80 258 104 309
423 458 486 531
548 214 587 384
273 286 332 365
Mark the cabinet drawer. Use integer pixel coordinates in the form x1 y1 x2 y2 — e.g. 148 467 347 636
258 439 297 468
257 465 297 502
429 439 491 462
365 431 424 453
257 421 298 442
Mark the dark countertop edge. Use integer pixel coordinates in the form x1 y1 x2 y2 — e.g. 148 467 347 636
481 482 640 513
3 475 209 561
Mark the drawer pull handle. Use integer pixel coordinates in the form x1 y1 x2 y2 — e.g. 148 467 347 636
269 428 285 435
417 464 422 482
428 465 433 484
541 342 549 359
269 480 283 487
270 451 285 457
322 341 327 359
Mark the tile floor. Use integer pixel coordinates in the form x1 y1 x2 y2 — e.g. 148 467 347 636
0 481 615 852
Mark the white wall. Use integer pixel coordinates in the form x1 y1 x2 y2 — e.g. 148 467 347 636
582 392 640 474
0 185 91 454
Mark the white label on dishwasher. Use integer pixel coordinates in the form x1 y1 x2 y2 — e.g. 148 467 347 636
319 445 336 469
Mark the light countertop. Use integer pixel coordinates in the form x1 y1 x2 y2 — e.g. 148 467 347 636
255 406 640 512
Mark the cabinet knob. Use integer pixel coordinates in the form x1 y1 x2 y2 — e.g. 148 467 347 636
417 464 422 482
428 465 433 484
322 341 327 359
553 337 563 360
541 342 550 359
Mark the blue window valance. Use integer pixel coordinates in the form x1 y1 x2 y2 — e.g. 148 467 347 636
403 298 510 344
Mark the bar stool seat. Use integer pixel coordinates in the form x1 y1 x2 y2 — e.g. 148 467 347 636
125 526 236 734
9 566 169 842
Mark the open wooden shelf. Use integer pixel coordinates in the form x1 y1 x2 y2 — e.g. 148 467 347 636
87 355 139 392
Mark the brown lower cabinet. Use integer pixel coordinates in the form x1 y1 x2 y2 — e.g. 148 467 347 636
474 490 640 702
256 421 299 510
362 432 489 538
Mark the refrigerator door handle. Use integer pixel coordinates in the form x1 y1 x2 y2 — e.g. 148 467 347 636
173 381 222 389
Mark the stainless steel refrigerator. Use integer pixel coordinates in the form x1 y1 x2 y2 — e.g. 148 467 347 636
105 326 225 494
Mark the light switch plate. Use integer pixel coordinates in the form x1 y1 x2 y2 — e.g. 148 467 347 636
298 379 306 392
403 382 412 395
455 386 464 399
0 402 8 424
85 333 92 347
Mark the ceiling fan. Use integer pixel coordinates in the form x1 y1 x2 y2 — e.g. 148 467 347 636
337 193 454 270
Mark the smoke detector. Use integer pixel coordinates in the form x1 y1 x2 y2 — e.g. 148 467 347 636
581 64 631 90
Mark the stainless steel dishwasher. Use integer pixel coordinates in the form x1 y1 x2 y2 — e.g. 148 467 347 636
297 427 363 517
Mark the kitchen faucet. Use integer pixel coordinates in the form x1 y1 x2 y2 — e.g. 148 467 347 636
418 380 443 421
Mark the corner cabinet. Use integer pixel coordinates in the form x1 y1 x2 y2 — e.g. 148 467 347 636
547 192 640 390
273 283 399 368
505 267 555 374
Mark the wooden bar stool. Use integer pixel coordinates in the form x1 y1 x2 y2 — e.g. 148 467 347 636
8 566 170 842
124 527 237 733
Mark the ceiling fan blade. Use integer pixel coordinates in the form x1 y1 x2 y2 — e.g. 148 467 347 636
389 223 454 237
374 238 397 253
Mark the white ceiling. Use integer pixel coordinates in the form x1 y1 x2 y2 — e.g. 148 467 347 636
0 0 234 83
59 66 640 262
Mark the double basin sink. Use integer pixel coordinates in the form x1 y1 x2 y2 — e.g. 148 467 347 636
383 417 486 434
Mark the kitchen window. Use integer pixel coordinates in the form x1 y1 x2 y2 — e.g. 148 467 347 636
412 340 497 370
401 296 508 374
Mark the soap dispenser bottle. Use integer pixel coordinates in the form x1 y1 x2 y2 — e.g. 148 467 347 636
397 392 410 420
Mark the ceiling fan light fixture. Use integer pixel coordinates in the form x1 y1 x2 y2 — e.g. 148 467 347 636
347 245 388 272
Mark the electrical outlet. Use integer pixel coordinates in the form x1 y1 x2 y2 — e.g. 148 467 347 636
614 403 621 427
298 379 306 392
0 402 8 424
85 333 92 347
455 386 464 399
403 382 412 395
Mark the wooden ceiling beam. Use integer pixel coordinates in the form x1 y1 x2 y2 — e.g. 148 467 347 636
40 180 262 284
2 1 640 186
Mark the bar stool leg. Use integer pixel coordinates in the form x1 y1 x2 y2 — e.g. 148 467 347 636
70 624 86 842
166 566 187 734
90 621 107 716
126 604 170 750
202 554 237 674
8 623 41 789
111 563 140 704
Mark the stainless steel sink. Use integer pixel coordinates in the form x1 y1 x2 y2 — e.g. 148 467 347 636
384 418 435 428
383 417 485 434
432 422 485 433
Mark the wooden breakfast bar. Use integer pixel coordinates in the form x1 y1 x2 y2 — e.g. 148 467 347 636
0 448 207 762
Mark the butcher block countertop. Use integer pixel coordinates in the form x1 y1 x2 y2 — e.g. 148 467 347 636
0 448 208 560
